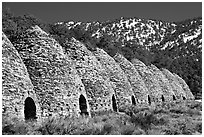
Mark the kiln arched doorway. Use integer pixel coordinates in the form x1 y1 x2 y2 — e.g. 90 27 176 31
112 95 117 112
183 96 186 100
148 95 151 105
79 94 89 116
161 95 165 102
24 97 37 120
131 95 136 105
173 95 176 100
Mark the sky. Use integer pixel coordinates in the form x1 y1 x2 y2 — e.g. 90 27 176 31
3 2 202 23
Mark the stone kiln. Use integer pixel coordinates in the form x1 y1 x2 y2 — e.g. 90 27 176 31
63 38 116 112
2 25 194 121
131 58 163 103
148 64 176 102
92 48 134 109
161 68 187 100
174 73 195 100
13 26 90 118
113 53 149 104
2 32 41 120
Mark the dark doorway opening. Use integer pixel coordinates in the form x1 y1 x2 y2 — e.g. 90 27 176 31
112 95 117 112
183 96 186 100
132 95 136 105
148 95 151 105
79 95 89 116
173 95 176 100
161 95 165 102
24 97 37 120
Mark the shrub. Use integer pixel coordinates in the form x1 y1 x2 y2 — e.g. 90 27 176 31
195 122 202 133
130 110 167 131
186 100 202 111
120 125 135 135
132 127 146 135
100 123 113 134
2 116 39 135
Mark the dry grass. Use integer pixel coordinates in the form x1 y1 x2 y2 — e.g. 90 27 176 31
2 100 202 135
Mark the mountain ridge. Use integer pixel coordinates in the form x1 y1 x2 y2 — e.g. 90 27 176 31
56 16 201 49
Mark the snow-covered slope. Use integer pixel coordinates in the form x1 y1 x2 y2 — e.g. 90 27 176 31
160 17 202 50
56 17 201 52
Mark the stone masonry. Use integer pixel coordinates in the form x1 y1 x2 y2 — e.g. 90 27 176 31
63 38 116 112
161 68 187 100
2 32 41 120
148 64 176 102
113 53 149 104
131 58 164 103
174 73 195 100
92 48 134 108
14 26 90 118
2 25 194 121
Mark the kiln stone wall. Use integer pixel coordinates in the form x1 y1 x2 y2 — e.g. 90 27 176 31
3 25 195 121
14 26 90 118
173 74 194 100
92 48 134 108
113 53 149 104
63 38 116 112
131 58 164 103
161 68 186 100
148 64 176 102
2 32 41 120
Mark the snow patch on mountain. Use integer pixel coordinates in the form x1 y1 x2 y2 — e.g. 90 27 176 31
56 17 201 53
